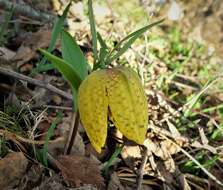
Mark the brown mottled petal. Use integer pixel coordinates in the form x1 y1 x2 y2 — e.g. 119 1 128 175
78 70 108 153
106 67 148 145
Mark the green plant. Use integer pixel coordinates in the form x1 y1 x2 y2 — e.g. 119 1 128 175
0 137 9 158
78 66 148 152
182 151 219 175
40 0 162 152
31 2 72 76
0 5 14 46
211 123 223 141
35 112 62 167
0 105 33 157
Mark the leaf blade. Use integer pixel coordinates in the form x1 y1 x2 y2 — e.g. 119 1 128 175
106 19 164 63
39 49 81 110
33 3 71 75
43 112 62 167
61 30 88 80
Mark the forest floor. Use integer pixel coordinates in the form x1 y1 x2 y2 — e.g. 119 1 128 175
0 0 223 190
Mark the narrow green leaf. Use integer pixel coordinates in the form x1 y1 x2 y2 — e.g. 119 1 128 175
48 3 71 53
106 19 164 63
113 19 164 53
31 64 54 75
61 30 88 80
211 123 223 140
43 112 62 167
34 2 71 75
102 146 123 175
93 32 109 70
39 49 81 88
98 32 108 61
184 78 218 117
88 0 98 63
201 103 223 113
97 32 108 50
39 49 81 110
98 48 108 68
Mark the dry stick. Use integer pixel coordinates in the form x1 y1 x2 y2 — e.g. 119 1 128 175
0 129 64 145
137 147 149 190
0 0 54 22
43 105 73 111
158 134 223 188
0 67 72 100
63 111 80 155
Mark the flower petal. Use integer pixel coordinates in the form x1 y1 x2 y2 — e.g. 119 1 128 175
78 70 108 153
106 67 148 145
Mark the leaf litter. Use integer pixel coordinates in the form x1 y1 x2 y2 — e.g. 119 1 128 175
0 0 223 190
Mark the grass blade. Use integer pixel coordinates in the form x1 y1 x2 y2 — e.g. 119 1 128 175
184 77 219 117
88 0 98 63
61 30 88 80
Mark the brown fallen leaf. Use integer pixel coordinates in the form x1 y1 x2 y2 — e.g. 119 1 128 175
13 28 55 67
57 155 105 189
48 131 85 157
0 152 28 189
0 47 16 61
121 145 142 170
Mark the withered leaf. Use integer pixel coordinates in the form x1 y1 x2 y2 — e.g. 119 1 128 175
57 155 105 189
0 152 28 188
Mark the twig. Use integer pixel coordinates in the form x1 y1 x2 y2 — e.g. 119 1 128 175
0 67 72 100
0 0 54 22
0 129 64 145
168 80 200 91
149 122 189 144
137 146 149 190
159 134 223 188
44 105 73 111
32 105 73 111
63 111 80 155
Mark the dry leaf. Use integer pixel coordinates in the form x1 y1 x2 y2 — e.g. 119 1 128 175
57 155 105 189
191 141 217 154
121 145 142 169
179 174 191 190
13 28 53 66
144 139 177 172
0 152 28 188
166 119 181 138
0 47 16 61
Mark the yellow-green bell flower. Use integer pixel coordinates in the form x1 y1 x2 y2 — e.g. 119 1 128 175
78 66 148 153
